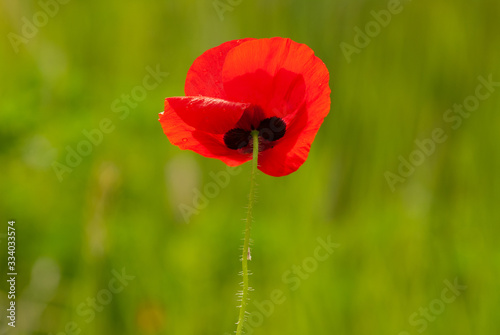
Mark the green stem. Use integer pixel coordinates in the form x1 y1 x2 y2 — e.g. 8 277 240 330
236 130 259 335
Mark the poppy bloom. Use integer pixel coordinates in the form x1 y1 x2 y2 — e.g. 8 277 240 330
159 37 330 177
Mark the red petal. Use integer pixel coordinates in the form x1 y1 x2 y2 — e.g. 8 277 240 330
185 38 255 98
256 107 306 176
160 98 252 166
257 99 328 177
166 96 250 134
221 37 330 124
259 84 330 177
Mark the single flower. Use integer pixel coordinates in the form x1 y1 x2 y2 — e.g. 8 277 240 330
159 37 330 176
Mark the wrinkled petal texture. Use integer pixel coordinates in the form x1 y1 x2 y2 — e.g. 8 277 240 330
160 97 252 166
167 96 250 134
160 37 330 176
185 38 255 98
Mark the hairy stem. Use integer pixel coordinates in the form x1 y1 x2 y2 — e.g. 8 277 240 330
236 130 259 335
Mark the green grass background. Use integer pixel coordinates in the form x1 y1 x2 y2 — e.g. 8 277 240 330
1 0 499 334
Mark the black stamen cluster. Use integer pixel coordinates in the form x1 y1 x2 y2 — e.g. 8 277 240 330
223 117 286 151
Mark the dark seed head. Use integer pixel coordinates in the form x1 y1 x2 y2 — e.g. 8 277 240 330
257 117 286 142
223 128 251 150
223 116 286 152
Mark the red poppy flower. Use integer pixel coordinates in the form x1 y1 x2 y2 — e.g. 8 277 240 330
159 37 330 177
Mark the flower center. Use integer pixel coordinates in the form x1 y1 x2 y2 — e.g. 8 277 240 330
223 117 286 152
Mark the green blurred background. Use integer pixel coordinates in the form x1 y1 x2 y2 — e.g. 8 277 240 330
1 0 499 334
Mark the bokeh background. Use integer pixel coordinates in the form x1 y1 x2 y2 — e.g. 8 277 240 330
1 0 499 334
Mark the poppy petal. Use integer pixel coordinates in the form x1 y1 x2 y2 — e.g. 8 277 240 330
160 100 252 166
254 100 330 177
166 96 251 134
185 38 255 98
221 37 329 124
